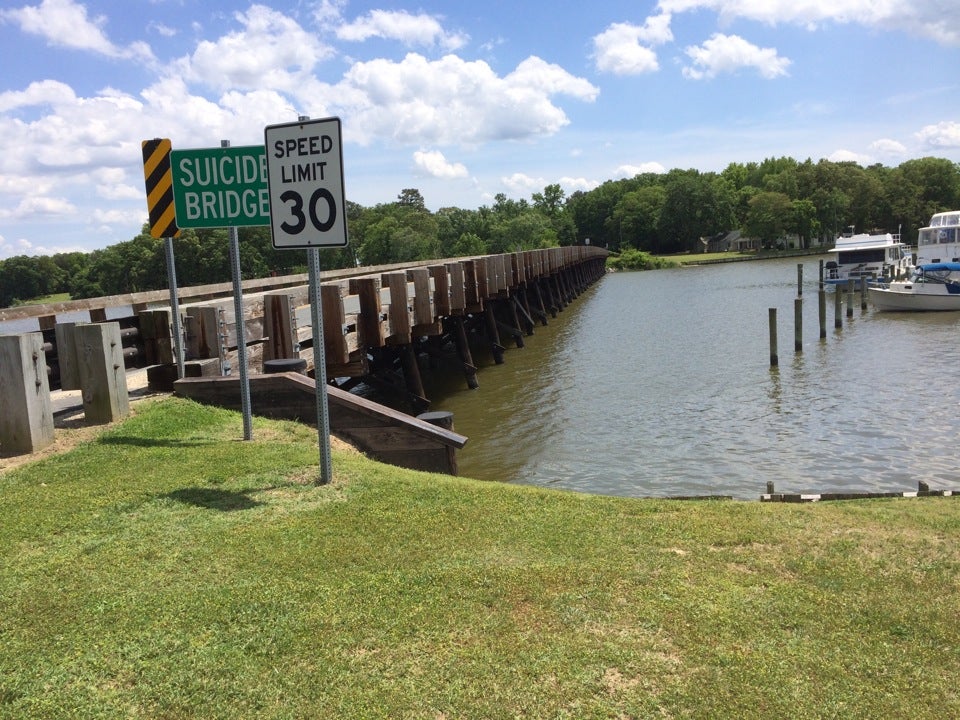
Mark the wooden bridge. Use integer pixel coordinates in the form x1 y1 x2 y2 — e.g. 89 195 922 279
1 246 608 473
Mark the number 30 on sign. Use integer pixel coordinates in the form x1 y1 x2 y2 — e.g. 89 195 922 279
264 117 348 250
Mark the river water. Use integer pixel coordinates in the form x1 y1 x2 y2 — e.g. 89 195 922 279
425 257 960 499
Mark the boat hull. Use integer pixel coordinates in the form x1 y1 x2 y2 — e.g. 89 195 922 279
868 286 960 311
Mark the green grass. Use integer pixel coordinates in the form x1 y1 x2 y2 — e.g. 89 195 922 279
11 292 71 307
2 398 958 719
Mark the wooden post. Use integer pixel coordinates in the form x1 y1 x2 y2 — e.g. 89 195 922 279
349 277 386 350
846 279 854 318
186 305 224 361
382 271 412 345
321 284 349 365
797 263 803 296
75 322 130 425
0 333 54 455
834 285 843 329
449 315 479 389
860 276 868 310
818 289 827 339
138 309 175 366
54 321 82 390
263 292 297 361
446 262 466 315
794 297 803 352
429 265 451 317
484 305 505 364
818 259 824 290
768 308 778 366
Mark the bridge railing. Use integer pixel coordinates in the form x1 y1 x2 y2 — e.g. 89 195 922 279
0 246 608 389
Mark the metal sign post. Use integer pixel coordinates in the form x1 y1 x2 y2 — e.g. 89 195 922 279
164 237 185 378
265 116 348 484
221 139 254 441
307 248 333 484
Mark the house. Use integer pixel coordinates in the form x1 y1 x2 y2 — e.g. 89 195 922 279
702 230 757 253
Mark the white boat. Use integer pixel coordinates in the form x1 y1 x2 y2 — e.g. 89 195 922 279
823 232 913 289
916 210 960 265
868 262 960 311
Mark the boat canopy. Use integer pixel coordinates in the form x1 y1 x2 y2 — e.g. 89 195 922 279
918 262 960 272
828 233 900 253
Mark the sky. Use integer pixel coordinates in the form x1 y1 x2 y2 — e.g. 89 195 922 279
1 0 959 260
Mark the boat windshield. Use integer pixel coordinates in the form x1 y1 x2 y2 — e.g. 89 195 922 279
930 213 960 227
919 226 959 246
913 267 960 284
837 249 885 264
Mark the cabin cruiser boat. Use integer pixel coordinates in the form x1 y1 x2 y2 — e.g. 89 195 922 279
916 210 960 265
868 262 960 311
823 232 913 289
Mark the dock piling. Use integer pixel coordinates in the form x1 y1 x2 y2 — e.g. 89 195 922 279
794 297 803 353
768 308 778 367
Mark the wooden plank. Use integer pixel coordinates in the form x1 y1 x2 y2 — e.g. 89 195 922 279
138 309 174 365
511 252 524 286
407 267 433 327
429 265 451 317
381 271 411 345
0 333 54 454
172 374 467 474
185 305 223 360
54 322 82 390
462 259 480 310
349 277 385 349
476 257 491 300
263 293 297 362
321 284 349 364
446 261 466 314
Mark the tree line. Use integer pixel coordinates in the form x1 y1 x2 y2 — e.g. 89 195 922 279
2 155 959 308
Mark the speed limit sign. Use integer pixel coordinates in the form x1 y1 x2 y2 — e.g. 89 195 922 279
264 116 348 249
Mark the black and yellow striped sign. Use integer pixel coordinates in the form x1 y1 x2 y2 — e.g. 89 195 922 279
141 138 180 238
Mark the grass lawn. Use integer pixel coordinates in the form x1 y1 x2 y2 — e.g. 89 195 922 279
1 398 958 718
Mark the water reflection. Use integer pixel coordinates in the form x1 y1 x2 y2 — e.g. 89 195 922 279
428 258 960 499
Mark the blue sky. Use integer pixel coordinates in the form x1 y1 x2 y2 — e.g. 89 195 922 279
1 0 958 259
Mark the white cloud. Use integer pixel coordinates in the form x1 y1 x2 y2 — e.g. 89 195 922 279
0 195 77 220
148 22 177 39
337 53 597 146
592 14 673 75
501 173 544 195
558 176 600 193
870 138 907 157
682 33 791 79
178 5 333 93
916 121 960 149
615 162 667 177
336 9 468 50
656 0 960 46
828 149 873 164
0 0 154 61
413 150 468 179
0 79 77 112
499 173 598 197
313 0 347 24
92 207 144 225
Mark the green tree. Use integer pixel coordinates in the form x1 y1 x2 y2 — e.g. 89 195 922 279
744 191 793 247
789 199 820 248
609 185 665 252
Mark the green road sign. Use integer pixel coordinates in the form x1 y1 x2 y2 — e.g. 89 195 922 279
171 145 269 228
